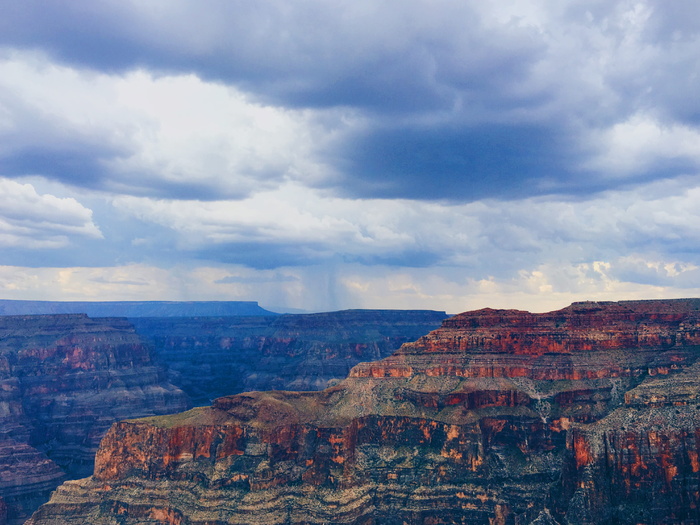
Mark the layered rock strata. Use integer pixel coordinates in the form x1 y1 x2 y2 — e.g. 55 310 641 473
131 310 447 405
27 300 700 524
0 314 189 523
558 358 700 524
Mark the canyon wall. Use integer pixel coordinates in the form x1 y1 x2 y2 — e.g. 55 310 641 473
0 309 445 523
0 314 190 524
131 309 448 405
26 299 700 524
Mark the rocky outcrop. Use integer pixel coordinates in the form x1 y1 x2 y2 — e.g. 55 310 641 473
0 314 189 524
557 358 700 524
26 299 700 524
131 310 448 405
0 440 63 525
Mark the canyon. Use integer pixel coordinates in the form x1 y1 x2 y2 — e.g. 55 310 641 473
24 298 700 524
0 308 446 524
132 309 448 405
0 314 190 524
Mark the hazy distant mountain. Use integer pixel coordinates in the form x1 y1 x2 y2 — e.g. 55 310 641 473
0 299 277 317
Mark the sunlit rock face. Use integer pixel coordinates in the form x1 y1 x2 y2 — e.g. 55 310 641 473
131 309 448 405
27 300 700 525
0 314 189 524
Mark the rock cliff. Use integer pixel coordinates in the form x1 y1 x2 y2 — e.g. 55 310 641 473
26 299 700 524
0 314 189 524
131 310 448 405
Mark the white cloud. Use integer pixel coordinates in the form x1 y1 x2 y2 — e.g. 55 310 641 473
110 175 700 281
584 113 700 175
0 178 101 248
107 71 341 195
0 264 172 300
0 264 309 309
0 52 344 198
0 50 128 155
2 253 700 314
111 183 483 262
331 258 700 314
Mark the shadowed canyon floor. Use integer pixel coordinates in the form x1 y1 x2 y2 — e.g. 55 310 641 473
25 299 700 524
131 310 448 405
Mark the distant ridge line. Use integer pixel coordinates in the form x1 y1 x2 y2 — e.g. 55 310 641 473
0 299 278 317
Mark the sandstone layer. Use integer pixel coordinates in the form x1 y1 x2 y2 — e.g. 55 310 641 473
131 310 447 405
0 314 189 524
27 300 700 524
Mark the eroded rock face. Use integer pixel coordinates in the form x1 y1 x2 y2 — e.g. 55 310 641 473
131 310 448 405
0 314 190 524
27 300 700 524
558 359 700 524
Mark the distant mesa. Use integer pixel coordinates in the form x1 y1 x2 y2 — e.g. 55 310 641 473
0 299 277 317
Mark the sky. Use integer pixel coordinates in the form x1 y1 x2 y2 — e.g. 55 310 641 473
1 0 700 314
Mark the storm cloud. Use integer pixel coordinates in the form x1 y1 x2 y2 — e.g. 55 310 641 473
0 0 699 312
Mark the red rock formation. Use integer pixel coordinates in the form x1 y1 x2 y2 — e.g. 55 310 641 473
26 299 700 524
0 314 189 524
557 358 700 524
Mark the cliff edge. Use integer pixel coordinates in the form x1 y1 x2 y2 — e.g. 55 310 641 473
27 299 700 524
0 314 189 524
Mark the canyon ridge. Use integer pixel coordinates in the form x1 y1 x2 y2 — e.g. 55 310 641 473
24 299 700 524
0 307 446 524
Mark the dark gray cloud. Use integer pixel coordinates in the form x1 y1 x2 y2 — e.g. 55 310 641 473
334 123 581 200
2 145 119 189
0 1 541 111
1 0 700 312
1 139 231 201
2 0 699 203
192 241 443 270
0 2 158 72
